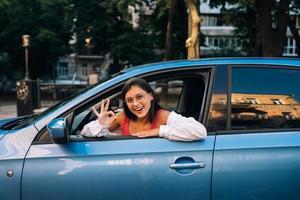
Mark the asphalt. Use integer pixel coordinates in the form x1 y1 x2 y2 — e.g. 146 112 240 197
0 94 55 119
0 97 17 119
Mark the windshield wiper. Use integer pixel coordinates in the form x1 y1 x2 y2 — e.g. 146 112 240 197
2 116 32 130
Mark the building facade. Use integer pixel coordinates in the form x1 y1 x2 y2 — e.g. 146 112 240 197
200 0 300 57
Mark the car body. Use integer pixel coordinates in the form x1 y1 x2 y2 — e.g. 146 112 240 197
0 57 300 200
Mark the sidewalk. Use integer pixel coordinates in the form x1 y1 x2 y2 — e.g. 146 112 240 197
0 103 17 119
0 96 17 119
0 98 56 119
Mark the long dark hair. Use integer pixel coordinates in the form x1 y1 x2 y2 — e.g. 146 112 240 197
122 77 161 122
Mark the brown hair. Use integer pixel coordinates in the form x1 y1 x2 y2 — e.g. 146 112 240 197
122 77 161 122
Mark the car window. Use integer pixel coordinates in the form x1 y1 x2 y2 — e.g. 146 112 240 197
231 67 300 130
69 74 206 140
207 65 228 132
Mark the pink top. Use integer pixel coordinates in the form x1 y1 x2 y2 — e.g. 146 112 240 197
121 110 161 135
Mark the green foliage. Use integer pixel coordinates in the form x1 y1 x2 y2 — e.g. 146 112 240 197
210 0 300 56
0 0 190 78
0 0 72 79
149 0 188 60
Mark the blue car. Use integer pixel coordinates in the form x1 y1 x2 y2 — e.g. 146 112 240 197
1 58 300 200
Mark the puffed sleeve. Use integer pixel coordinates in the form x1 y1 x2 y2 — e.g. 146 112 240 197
80 120 111 137
159 111 207 141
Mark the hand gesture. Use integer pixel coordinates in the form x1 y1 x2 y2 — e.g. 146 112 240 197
92 99 117 128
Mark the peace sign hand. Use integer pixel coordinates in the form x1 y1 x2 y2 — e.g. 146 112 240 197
92 98 117 128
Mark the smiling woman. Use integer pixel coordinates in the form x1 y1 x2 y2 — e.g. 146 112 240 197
80 77 207 141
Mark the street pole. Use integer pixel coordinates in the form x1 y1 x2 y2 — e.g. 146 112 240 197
25 46 29 80
22 34 30 80
17 34 40 116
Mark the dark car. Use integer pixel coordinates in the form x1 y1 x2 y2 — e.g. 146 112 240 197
0 58 300 200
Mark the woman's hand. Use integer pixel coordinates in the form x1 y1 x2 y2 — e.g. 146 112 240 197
131 128 159 138
92 98 117 128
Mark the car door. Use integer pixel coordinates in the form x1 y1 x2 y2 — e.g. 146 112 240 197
211 66 300 200
22 68 215 200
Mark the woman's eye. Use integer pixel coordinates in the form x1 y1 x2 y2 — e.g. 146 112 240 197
126 98 133 103
136 95 144 100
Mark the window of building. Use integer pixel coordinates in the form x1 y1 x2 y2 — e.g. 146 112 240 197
271 99 283 105
201 15 218 26
283 37 297 56
208 16 218 26
245 98 259 104
81 63 88 76
205 36 242 48
57 62 68 77
296 16 300 28
231 67 300 130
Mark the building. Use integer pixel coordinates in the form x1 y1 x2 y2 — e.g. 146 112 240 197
209 93 300 128
56 53 110 82
200 0 300 57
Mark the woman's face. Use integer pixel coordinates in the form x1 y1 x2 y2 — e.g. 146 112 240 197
125 86 153 119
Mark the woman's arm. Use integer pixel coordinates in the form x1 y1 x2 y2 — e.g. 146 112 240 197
159 111 207 141
132 110 207 141
80 99 122 137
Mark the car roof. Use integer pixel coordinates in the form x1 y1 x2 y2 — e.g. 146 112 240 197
121 57 300 74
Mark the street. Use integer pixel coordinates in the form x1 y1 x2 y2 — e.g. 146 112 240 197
0 94 16 118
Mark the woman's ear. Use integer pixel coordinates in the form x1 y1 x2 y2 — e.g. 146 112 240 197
149 93 154 100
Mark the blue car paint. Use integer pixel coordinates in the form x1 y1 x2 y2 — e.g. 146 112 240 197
47 118 66 138
0 125 38 200
23 136 215 200
0 118 18 129
0 58 299 200
0 129 7 140
0 116 32 139
212 131 300 199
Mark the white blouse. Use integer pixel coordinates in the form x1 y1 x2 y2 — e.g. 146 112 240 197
80 111 207 141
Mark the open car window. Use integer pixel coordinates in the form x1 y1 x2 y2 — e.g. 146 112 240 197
33 68 211 143
69 75 207 140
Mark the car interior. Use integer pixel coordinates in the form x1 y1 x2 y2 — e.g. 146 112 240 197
34 71 208 143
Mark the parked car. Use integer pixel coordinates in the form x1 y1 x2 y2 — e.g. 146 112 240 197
1 58 300 200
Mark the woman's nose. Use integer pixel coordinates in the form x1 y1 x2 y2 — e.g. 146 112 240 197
133 98 139 105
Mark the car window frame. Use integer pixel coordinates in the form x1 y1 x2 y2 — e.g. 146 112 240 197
216 64 300 135
32 66 213 144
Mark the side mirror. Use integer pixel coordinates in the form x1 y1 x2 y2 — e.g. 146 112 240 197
47 118 68 144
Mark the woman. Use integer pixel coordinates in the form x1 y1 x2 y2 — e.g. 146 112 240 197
81 78 207 141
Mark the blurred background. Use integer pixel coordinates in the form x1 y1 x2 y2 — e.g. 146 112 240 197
0 0 299 118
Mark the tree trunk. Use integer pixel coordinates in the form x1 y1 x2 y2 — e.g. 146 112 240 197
255 0 290 57
185 0 200 59
164 0 178 61
255 0 274 56
273 0 290 56
287 17 300 57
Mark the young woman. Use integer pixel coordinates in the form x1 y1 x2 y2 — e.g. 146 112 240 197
81 78 207 141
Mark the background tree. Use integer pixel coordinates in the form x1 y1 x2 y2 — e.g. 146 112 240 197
0 0 192 80
0 0 73 80
150 0 188 60
211 0 294 57
185 0 201 59
71 0 157 74
0 0 12 83
288 0 300 57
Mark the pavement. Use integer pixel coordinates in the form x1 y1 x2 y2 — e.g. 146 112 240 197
0 100 17 119
0 94 56 119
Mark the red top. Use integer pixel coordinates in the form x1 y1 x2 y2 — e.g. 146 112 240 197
121 110 161 135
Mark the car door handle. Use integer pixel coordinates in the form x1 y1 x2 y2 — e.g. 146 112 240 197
169 162 206 169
